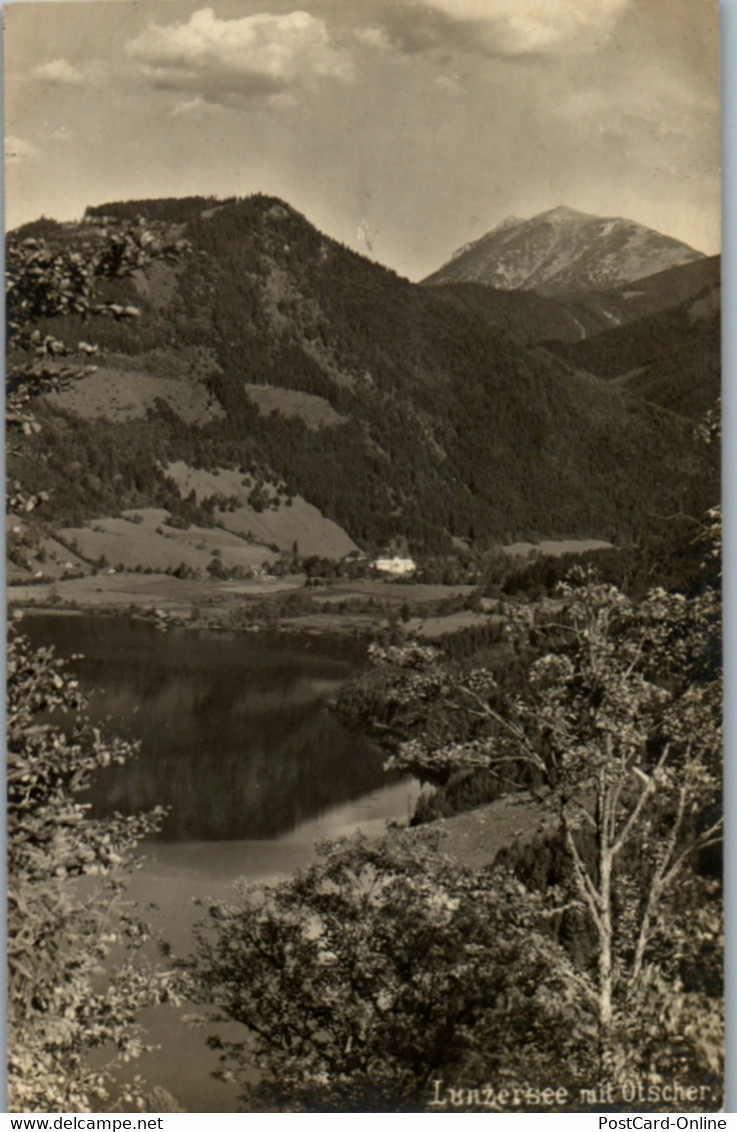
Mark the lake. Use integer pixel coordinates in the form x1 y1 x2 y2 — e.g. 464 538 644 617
17 613 423 1111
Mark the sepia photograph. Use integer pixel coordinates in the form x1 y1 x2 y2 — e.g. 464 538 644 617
5 0 723 1115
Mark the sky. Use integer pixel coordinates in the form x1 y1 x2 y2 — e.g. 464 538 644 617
4 0 721 281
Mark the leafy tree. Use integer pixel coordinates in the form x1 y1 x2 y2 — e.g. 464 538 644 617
6 217 189 510
6 216 188 341
528 574 720 1090
7 632 172 1111
361 560 722 1097
183 833 592 1112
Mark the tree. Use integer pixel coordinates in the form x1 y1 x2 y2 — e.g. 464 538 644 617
183 832 592 1112
7 632 173 1111
6 217 189 512
195 495 718 1109
6 216 188 343
362 561 722 1098
520 573 721 1090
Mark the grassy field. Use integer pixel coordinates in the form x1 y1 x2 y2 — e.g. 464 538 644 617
315 581 477 602
8 569 493 642
58 508 278 573
501 537 613 557
244 383 348 430
165 461 358 559
409 610 495 637
43 364 224 425
416 790 557 871
278 608 497 639
8 572 302 614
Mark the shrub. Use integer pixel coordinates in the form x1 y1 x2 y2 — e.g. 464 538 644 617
7 633 172 1111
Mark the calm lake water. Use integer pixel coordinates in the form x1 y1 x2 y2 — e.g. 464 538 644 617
18 613 423 1111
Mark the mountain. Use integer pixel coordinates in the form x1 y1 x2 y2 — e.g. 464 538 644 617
430 256 721 348
8 195 716 556
422 206 704 295
545 272 721 419
553 255 721 336
422 283 589 346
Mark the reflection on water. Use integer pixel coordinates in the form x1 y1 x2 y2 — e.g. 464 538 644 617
18 614 423 1112
19 616 398 840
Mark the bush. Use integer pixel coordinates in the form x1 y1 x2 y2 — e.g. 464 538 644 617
7 633 172 1111
183 833 588 1112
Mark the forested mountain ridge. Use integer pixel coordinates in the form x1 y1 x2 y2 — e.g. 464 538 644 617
421 282 590 345
8 195 716 555
545 273 721 419
425 254 720 349
423 205 704 293
554 255 720 332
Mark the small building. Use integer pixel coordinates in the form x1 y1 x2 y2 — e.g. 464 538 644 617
372 555 416 577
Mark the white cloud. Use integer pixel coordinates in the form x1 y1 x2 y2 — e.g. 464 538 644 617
431 0 629 52
30 58 106 87
31 58 85 85
377 0 632 57
354 27 394 52
5 136 39 165
126 8 353 106
170 95 209 118
435 73 461 93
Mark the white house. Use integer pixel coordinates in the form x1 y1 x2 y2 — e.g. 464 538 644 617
372 555 416 577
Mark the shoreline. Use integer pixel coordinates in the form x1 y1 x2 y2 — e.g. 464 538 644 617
8 571 493 640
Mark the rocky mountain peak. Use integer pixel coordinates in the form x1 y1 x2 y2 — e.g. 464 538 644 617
423 207 703 294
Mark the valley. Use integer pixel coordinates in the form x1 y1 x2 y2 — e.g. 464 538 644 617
7 194 718 600
6 193 722 1114
5 0 723 1110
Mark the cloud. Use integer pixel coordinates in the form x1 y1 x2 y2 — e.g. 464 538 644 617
5 135 39 165
435 73 461 93
30 58 106 87
170 95 213 118
372 0 631 57
353 26 394 52
126 8 353 106
31 58 86 85
268 92 298 109
432 0 630 52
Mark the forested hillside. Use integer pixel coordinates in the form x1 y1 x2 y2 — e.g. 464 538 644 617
421 282 590 345
9 195 717 555
425 256 721 346
555 255 720 332
546 283 720 419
